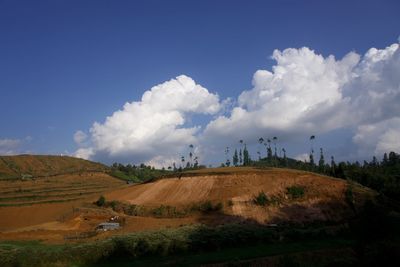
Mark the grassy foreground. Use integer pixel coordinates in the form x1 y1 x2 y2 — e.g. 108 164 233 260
0 223 351 267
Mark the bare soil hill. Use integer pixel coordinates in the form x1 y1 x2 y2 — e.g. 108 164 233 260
105 167 375 223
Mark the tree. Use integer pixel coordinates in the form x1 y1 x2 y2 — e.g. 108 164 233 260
189 144 194 167
225 146 230 167
226 159 231 167
266 139 272 160
233 149 239 166
181 156 185 168
309 135 315 168
243 144 250 166
258 137 264 159
382 152 388 166
330 156 336 176
309 153 315 167
319 148 325 173
239 139 244 165
282 148 287 166
273 136 278 158
173 162 177 172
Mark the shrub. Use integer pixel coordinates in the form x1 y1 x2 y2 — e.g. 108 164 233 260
96 195 106 207
254 191 268 206
286 186 305 199
200 201 214 211
214 202 223 211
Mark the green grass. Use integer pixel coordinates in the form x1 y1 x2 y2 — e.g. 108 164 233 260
0 223 357 267
85 238 355 267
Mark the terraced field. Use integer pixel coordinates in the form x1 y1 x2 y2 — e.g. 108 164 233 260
0 155 108 180
0 172 123 207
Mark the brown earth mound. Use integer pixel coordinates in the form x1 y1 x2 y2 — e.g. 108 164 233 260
105 167 375 223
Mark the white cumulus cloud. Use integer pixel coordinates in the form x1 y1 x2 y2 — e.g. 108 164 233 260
75 41 400 165
203 42 400 159
74 75 221 166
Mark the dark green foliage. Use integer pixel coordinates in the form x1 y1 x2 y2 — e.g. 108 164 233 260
243 144 251 166
287 186 305 199
233 149 239 166
318 148 325 172
110 163 170 182
254 191 268 206
96 195 106 207
0 224 278 267
192 201 224 213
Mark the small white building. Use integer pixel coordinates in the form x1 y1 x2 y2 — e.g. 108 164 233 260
96 222 120 231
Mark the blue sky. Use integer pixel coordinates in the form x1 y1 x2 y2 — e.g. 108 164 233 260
0 0 399 166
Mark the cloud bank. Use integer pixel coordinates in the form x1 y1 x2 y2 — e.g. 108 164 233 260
75 75 221 166
75 41 400 166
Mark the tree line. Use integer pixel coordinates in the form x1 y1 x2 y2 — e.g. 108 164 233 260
220 135 400 201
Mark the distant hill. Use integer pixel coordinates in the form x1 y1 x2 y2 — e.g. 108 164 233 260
0 155 108 180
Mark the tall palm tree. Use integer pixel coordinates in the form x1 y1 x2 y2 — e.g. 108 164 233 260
309 135 316 167
273 136 278 157
309 135 315 154
258 137 264 159
189 144 194 167
225 146 230 165
239 140 244 165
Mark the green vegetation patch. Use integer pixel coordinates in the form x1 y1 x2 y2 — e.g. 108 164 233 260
254 191 269 206
287 186 305 199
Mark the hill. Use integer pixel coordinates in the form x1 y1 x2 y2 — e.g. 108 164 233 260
105 167 375 224
0 155 124 231
0 155 108 180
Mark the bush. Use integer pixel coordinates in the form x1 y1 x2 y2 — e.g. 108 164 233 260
190 201 224 213
96 195 106 207
254 191 268 206
286 186 305 199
